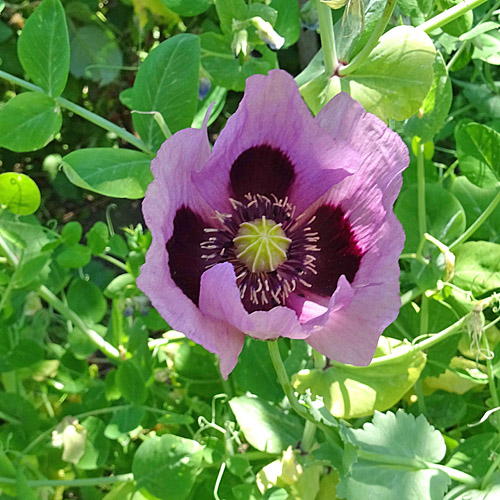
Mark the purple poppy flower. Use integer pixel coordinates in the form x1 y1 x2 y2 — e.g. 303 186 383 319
137 70 408 378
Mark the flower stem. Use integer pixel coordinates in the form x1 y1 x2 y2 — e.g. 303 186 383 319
416 140 430 336
268 340 309 421
0 69 153 155
449 188 500 250
337 0 398 76
316 0 338 76
0 474 133 488
419 0 488 33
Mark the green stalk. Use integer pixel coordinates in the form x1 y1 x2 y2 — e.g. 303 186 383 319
0 232 121 362
0 474 133 488
337 0 398 76
316 0 338 76
369 313 470 366
0 69 152 155
484 335 500 435
416 140 430 337
268 340 310 421
38 285 121 360
417 141 427 241
419 0 489 33
450 188 500 250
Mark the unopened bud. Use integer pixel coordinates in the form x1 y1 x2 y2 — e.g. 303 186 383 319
251 17 285 51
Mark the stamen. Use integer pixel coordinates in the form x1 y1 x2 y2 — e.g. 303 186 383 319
200 193 321 312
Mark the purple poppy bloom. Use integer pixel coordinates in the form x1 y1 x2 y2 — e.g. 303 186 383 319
137 70 408 378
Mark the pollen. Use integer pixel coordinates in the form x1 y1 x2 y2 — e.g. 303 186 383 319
233 216 291 273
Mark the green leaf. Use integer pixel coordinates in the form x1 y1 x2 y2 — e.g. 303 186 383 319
0 172 41 215
449 176 500 243
0 339 45 373
270 0 300 47
17 0 69 96
472 31 500 65
57 243 92 268
215 0 247 33
453 242 500 295
62 221 82 245
436 0 472 37
161 0 210 16
16 470 37 500
447 433 500 477
70 25 123 85
418 391 467 429
62 148 153 199
104 406 145 439
116 359 148 405
0 392 39 430
459 21 500 41
456 122 500 187
77 416 111 470
132 34 200 152
232 338 284 402
398 0 432 18
86 221 110 255
404 52 452 142
200 32 278 92
338 410 450 500
292 338 426 419
0 20 13 43
229 396 303 453
345 26 436 121
132 434 204 500
67 279 107 323
15 252 52 288
0 92 62 152
396 184 466 253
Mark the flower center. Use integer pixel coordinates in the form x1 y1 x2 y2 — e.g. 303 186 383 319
200 194 320 312
233 216 291 273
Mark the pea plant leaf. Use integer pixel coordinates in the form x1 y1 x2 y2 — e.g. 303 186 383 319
62 148 153 199
132 34 200 152
132 434 204 500
0 92 62 152
0 172 41 215
456 122 500 188
17 0 69 96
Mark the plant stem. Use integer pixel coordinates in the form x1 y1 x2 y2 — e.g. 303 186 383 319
98 254 129 272
38 285 121 360
0 232 121 361
268 341 310 421
0 473 133 488
316 0 338 76
449 188 500 250
417 141 427 241
337 0 398 76
301 420 317 452
369 313 470 366
416 140 430 337
0 69 152 155
419 0 489 34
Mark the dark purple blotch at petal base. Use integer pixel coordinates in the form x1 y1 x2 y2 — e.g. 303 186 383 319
166 207 208 306
307 204 363 297
229 145 296 201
